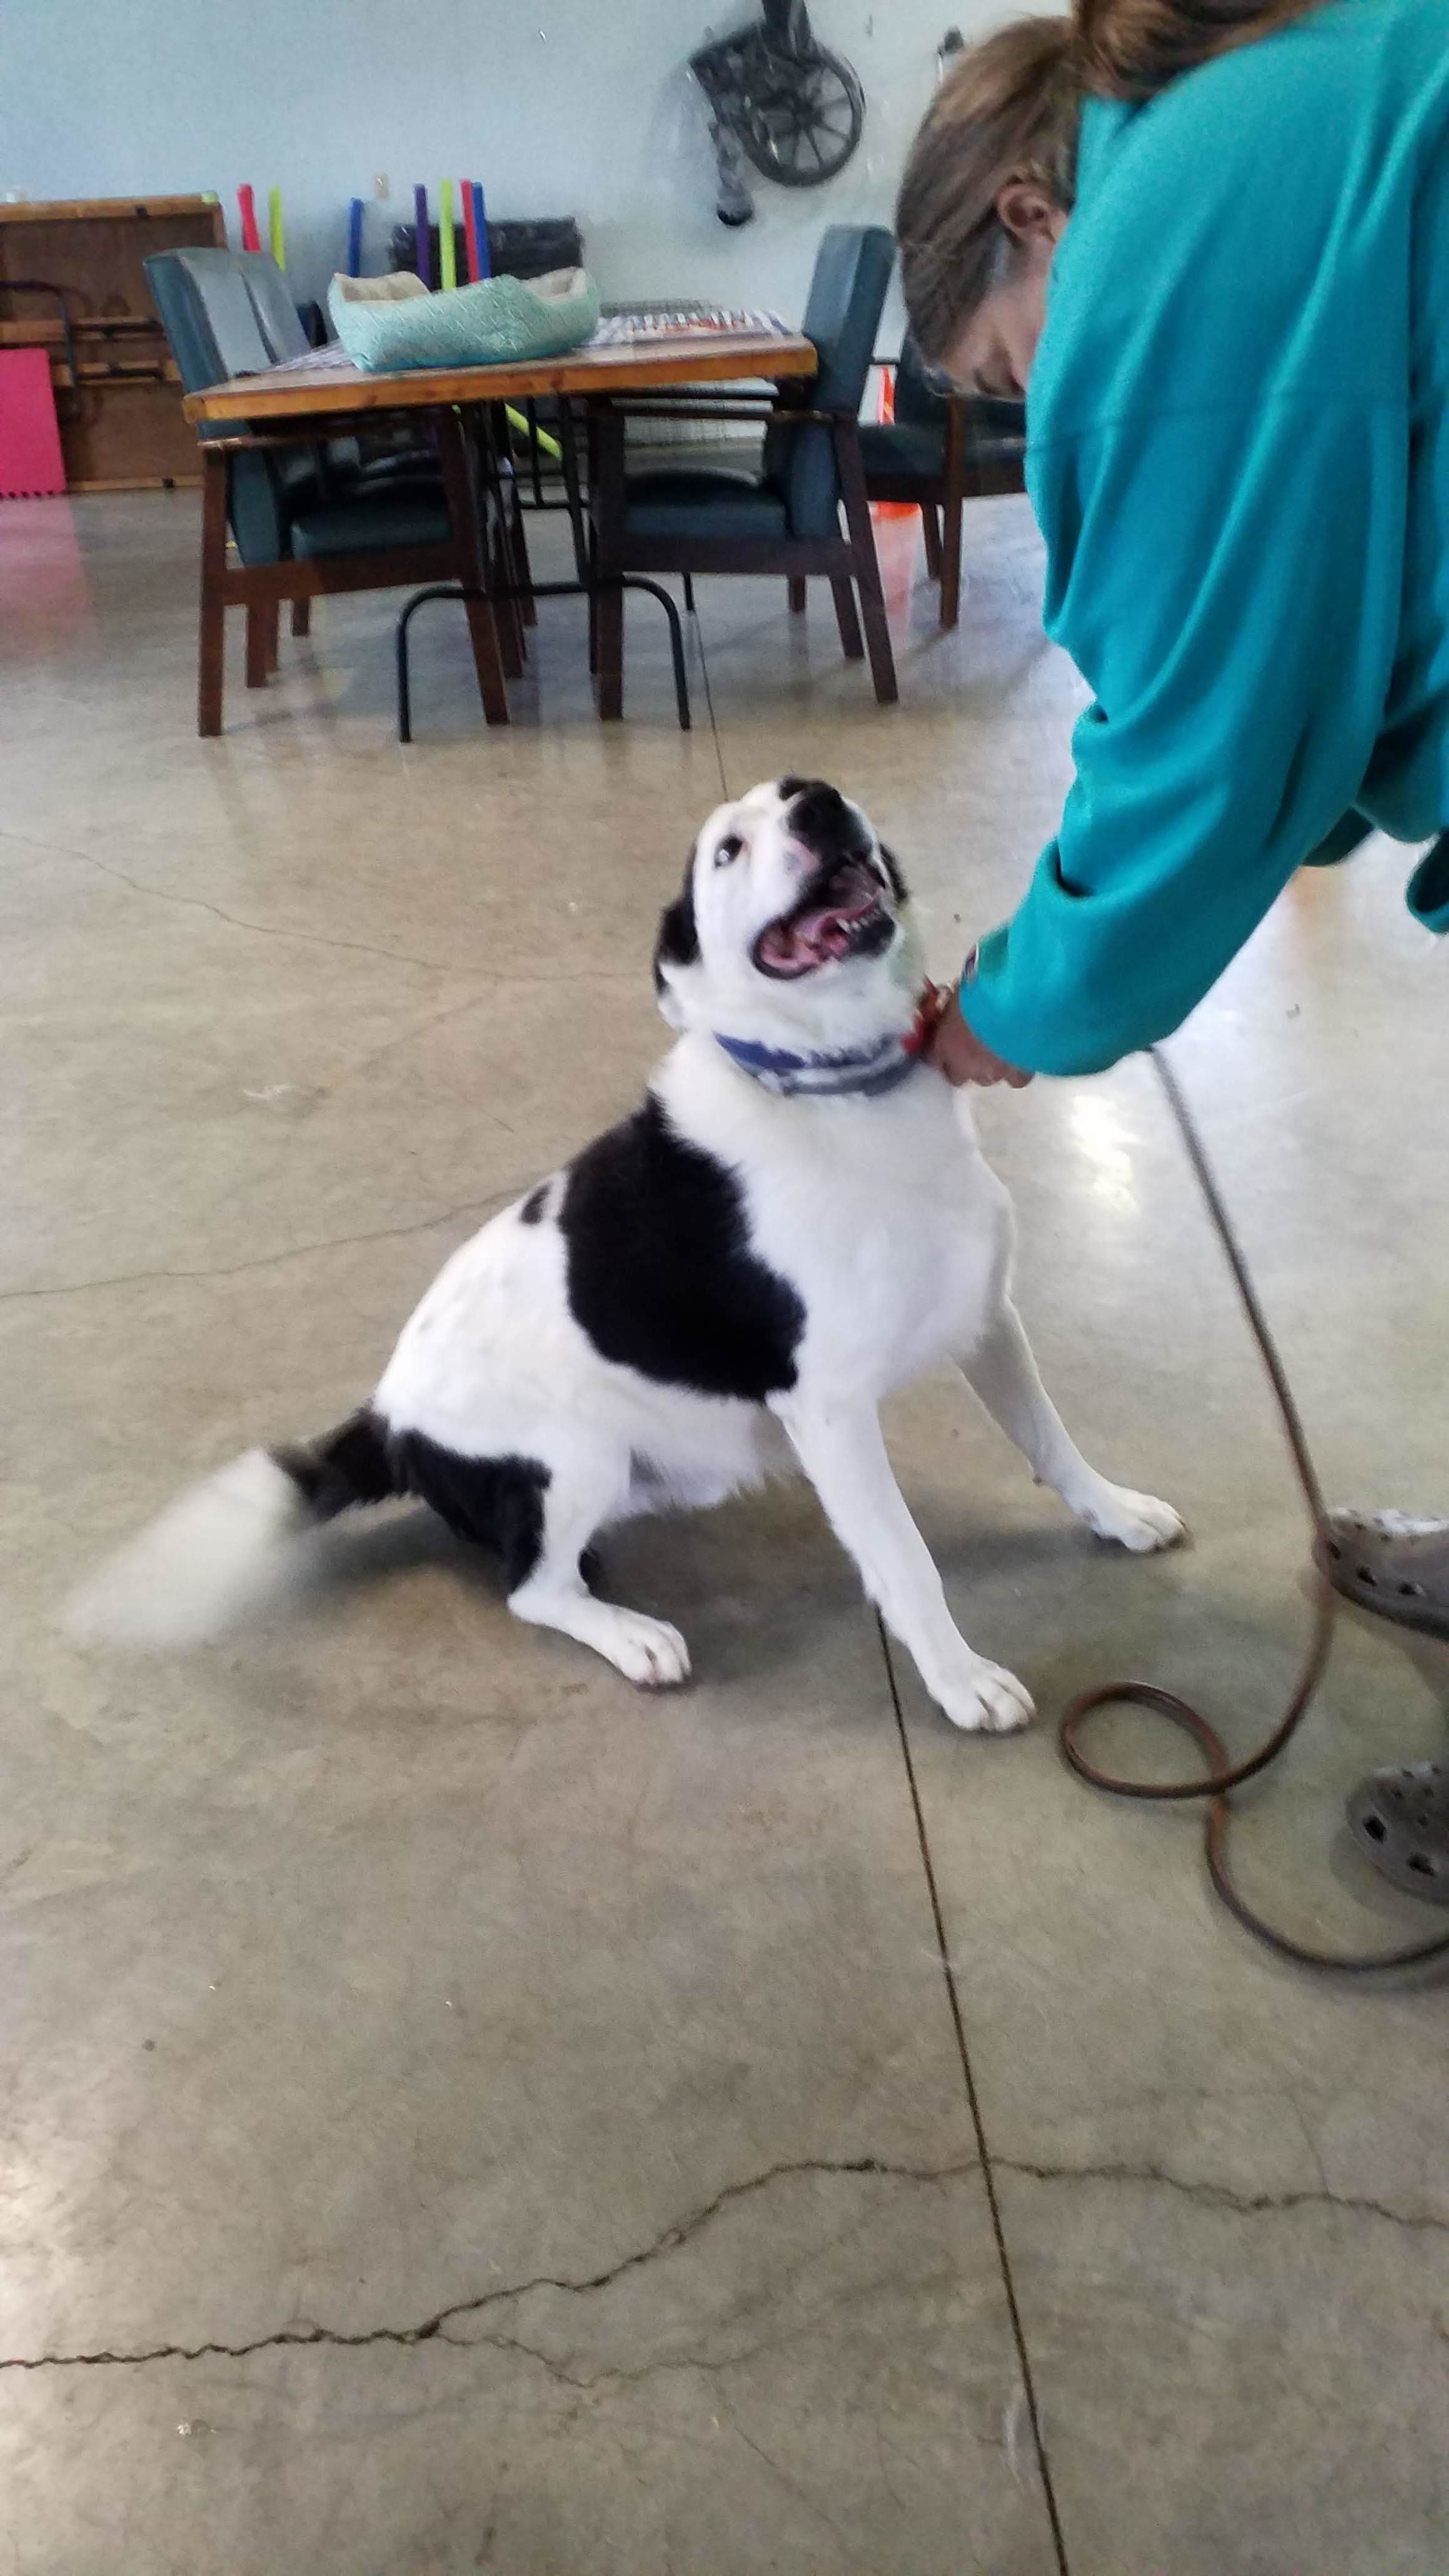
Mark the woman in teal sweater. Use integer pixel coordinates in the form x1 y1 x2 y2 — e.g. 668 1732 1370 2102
897 0 1449 1879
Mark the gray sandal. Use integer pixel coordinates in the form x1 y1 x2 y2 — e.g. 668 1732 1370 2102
1347 1761 1449 1904
1314 1509 1449 1642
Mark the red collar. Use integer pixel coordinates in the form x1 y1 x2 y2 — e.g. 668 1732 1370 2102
901 981 951 1061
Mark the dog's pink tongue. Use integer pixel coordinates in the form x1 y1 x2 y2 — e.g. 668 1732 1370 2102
758 860 881 970
798 887 881 959
757 920 803 970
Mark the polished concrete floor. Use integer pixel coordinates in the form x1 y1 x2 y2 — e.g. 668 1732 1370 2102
2 489 1447 2576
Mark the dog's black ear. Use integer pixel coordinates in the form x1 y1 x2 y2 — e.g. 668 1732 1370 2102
653 855 700 997
877 841 909 905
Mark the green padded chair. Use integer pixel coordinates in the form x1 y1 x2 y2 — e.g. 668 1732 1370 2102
589 225 899 711
858 334 1027 630
147 246 469 735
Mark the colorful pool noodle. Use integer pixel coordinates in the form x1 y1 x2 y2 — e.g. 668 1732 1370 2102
504 405 563 461
471 182 490 278
237 184 261 253
461 180 479 283
438 178 457 290
268 184 285 270
414 183 431 286
347 197 364 277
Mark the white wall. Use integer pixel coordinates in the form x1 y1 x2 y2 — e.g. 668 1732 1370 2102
4 0 1008 326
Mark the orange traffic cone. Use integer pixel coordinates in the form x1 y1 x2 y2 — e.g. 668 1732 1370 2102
870 366 915 524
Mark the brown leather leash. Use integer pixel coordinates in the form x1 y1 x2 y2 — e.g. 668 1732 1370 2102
1058 1046 1449 1974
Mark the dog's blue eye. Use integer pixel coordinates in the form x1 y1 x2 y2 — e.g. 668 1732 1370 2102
715 835 743 867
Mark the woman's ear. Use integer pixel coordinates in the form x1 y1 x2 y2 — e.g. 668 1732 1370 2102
994 179 1068 247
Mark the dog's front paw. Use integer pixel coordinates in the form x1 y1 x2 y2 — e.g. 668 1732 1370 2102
600 1608 693 1689
1076 1483 1186 1554
935 1656 1035 1735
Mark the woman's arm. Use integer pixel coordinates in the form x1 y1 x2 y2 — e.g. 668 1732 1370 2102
960 391 1407 1077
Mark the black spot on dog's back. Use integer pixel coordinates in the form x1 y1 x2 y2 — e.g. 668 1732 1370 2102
520 1184 549 1224
560 1095 803 1402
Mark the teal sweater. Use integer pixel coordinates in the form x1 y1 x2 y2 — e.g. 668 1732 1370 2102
964 0 1449 1077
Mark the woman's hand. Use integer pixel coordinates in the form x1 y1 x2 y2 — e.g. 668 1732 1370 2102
927 987 1035 1089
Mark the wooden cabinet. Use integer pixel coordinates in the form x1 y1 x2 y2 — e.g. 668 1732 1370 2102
0 195 225 490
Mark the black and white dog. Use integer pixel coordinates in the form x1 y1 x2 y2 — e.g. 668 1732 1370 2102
76 778 1182 1732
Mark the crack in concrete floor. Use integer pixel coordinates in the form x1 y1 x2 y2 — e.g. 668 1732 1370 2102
4 2147 1443 2377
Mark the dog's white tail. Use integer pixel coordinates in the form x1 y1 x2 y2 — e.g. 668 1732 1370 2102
67 1449 320 1646
68 1413 400 1647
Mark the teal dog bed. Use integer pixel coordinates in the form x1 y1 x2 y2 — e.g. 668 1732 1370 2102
328 266 600 373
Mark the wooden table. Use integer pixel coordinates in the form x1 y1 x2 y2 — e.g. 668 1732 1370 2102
182 329 816 731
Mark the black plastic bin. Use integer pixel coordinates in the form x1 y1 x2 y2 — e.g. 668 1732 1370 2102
389 217 583 283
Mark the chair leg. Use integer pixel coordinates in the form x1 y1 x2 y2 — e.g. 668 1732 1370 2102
834 422 899 706
788 575 807 615
490 530 525 678
595 579 624 720
856 564 899 705
939 492 964 631
559 401 591 584
245 600 271 689
395 582 465 745
829 575 864 660
920 504 942 579
197 447 228 738
492 428 532 661
510 479 537 628
482 437 526 679
665 588 691 733
435 409 510 725
291 595 311 638
620 577 691 732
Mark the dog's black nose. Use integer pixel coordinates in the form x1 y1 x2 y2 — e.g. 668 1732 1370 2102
783 781 866 860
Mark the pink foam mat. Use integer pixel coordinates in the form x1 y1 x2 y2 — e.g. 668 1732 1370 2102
0 348 67 498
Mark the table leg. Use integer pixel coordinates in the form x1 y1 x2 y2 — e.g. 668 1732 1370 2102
591 402 627 721
436 408 510 727
198 446 230 738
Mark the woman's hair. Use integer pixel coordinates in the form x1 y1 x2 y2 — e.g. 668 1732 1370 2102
897 0 1325 364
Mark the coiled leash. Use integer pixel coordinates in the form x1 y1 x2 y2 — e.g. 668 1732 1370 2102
1059 1046 1449 1974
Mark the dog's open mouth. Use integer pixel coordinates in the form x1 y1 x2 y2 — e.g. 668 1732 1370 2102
752 856 893 979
